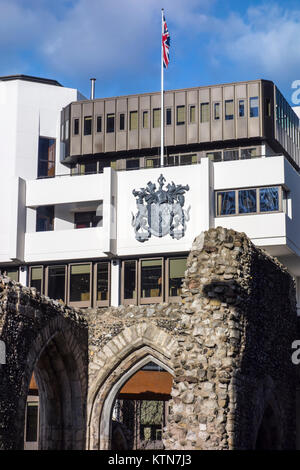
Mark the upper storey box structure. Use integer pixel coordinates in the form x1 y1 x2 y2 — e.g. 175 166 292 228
60 79 300 171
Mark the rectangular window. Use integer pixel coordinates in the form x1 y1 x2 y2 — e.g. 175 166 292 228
168 258 187 298
37 137 56 178
123 260 137 302
79 161 98 175
153 108 161 128
176 105 185 125
119 113 125 131
142 111 149 129
207 151 222 162
74 118 79 135
65 119 69 140
84 116 92 135
25 403 38 443
265 98 271 117
238 189 257 213
96 115 102 133
238 99 245 118
225 100 234 120
259 187 279 212
130 111 138 130
30 266 43 293
140 259 163 301
214 102 220 120
164 155 179 167
0 267 19 281
216 191 236 216
200 103 210 123
241 148 257 159
69 264 91 305
250 97 259 117
146 158 159 168
106 114 115 133
189 105 196 124
126 159 140 170
36 206 54 232
95 262 109 305
74 211 101 228
47 265 66 302
180 154 197 165
223 149 239 161
166 108 172 125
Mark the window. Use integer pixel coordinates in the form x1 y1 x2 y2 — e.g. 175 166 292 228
216 186 281 216
180 154 197 165
146 158 159 168
96 115 102 133
142 111 149 129
122 260 137 304
107 114 115 133
176 105 185 125
189 105 196 124
164 155 179 167
239 189 257 213
126 159 140 170
200 103 210 123
259 187 279 212
65 119 69 140
216 191 236 216
69 264 91 305
130 111 138 130
95 262 110 305
166 108 172 125
119 113 125 131
38 137 56 178
153 109 161 128
250 97 259 117
73 118 79 135
78 161 97 175
238 100 245 118
47 266 66 302
30 266 43 292
0 267 19 281
140 259 163 302
36 206 54 232
265 98 271 117
225 100 234 120
223 150 239 161
84 116 92 135
207 151 222 162
214 102 220 120
74 211 101 228
168 258 187 299
25 402 39 443
241 148 257 159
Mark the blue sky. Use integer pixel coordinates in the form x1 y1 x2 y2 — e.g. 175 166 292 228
1 0 300 103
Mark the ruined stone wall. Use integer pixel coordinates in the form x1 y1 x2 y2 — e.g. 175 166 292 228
0 276 88 450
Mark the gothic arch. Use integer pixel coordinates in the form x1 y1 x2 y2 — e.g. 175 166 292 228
87 323 177 450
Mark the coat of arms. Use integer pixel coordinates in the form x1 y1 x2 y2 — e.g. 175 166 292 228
132 174 191 242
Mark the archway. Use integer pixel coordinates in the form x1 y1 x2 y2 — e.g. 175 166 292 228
111 360 172 450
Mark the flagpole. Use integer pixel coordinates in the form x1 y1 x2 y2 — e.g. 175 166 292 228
160 8 164 168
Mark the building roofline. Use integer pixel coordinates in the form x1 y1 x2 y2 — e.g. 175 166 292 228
0 74 63 87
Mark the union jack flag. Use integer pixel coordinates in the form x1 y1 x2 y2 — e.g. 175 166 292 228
162 14 170 69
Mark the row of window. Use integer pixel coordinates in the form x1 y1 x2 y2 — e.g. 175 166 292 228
66 97 260 139
216 186 285 216
276 88 300 148
27 257 187 307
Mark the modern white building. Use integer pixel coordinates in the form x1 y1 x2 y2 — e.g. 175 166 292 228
1 75 300 316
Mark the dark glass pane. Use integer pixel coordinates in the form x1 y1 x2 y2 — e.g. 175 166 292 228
38 137 56 178
36 206 54 232
166 108 172 125
84 116 92 135
120 113 125 131
214 102 220 120
217 191 236 215
30 267 42 292
75 211 98 229
241 148 257 159
141 260 162 298
169 258 186 297
239 100 245 117
97 262 109 301
70 264 90 302
223 150 239 161
107 114 115 133
126 159 140 170
180 154 197 165
124 261 136 299
26 403 38 442
48 266 65 301
146 158 159 168
259 187 279 212
250 97 259 117
207 152 222 162
238 189 257 213
225 100 234 120
74 118 79 135
96 116 102 132
82 162 97 174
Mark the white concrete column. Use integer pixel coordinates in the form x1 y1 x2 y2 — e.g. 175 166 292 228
110 259 121 307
